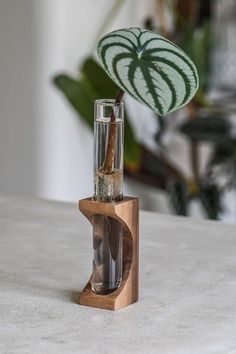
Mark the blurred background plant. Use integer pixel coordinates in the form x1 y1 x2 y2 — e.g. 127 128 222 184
53 0 236 221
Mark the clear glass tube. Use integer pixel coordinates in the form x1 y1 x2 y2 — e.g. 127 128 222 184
92 99 124 295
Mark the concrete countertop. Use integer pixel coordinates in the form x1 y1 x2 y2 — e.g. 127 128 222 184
0 195 236 354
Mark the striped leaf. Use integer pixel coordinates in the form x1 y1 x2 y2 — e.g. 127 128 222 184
97 27 199 116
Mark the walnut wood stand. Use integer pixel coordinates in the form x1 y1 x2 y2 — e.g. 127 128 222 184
78 197 139 311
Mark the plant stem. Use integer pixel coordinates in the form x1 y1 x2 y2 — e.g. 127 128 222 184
102 89 124 174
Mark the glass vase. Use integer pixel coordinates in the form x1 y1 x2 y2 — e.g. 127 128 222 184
92 99 124 295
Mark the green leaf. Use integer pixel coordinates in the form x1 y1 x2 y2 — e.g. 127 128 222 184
97 27 199 116
200 183 222 220
81 57 119 98
53 74 96 128
180 116 231 142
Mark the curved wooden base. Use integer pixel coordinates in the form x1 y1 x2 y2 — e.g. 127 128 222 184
78 197 139 311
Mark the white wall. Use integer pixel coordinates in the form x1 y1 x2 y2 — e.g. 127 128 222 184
0 0 38 196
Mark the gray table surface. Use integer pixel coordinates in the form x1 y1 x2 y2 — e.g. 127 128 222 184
0 195 236 354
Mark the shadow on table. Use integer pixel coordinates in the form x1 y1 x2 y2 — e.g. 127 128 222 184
70 290 81 304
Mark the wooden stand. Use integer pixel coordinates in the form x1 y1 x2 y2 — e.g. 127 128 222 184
78 197 139 311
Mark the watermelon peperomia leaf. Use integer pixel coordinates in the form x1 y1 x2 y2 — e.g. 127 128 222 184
97 27 199 116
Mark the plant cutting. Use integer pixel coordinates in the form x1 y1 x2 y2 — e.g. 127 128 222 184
95 27 198 201
76 27 199 310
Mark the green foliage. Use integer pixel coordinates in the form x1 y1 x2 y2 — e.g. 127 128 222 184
167 178 188 216
179 115 231 142
53 8 234 221
178 21 212 91
209 139 236 167
208 139 236 189
155 114 166 145
81 58 119 99
200 183 222 220
142 151 170 181
53 57 141 170
54 75 95 129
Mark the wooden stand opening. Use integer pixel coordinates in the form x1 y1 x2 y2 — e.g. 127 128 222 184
78 197 139 311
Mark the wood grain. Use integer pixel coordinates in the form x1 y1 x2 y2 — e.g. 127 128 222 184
78 197 139 311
